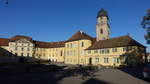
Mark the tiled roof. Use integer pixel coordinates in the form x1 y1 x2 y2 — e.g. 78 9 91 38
34 41 65 48
67 31 94 42
86 35 146 50
0 35 65 48
0 35 146 49
49 41 65 48
10 35 32 42
0 38 9 46
34 41 51 48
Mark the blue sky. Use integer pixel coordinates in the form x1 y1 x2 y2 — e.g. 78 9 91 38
0 0 150 51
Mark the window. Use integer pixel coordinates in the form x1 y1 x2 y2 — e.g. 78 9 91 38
113 57 119 63
70 43 72 48
104 57 109 63
74 50 76 56
27 48 30 51
100 17 103 20
67 44 69 48
101 49 105 54
102 37 105 40
70 51 72 56
112 48 117 52
21 53 23 56
81 42 84 47
100 29 103 34
21 48 24 51
88 50 91 54
67 51 69 56
73 43 76 48
27 53 30 57
123 47 128 52
95 58 99 63
80 59 83 63
15 47 18 50
60 51 63 56
81 50 84 56
94 50 98 54
99 49 102 54
107 49 110 53
104 49 109 54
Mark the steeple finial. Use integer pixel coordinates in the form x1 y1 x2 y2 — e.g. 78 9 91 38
97 8 108 18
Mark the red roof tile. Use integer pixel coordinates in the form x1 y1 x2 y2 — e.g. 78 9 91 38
86 35 146 50
34 41 65 48
0 38 9 46
10 35 32 42
67 31 94 42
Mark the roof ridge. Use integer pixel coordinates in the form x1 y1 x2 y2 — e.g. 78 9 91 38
67 30 93 42
11 35 32 38
104 35 130 40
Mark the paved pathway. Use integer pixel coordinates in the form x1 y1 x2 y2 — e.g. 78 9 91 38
59 69 150 84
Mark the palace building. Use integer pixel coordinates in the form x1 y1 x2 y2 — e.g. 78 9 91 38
0 8 147 66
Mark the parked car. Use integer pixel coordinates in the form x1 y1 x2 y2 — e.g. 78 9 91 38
143 64 150 79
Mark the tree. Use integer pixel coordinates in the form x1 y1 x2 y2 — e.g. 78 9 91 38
119 46 145 67
141 8 150 44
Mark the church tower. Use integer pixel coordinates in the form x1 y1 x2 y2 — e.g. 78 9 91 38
96 8 110 41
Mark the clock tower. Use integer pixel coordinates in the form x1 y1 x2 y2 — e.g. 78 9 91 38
96 8 110 41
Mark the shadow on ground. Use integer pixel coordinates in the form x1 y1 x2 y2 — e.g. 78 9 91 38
118 64 150 83
82 78 110 84
0 63 99 84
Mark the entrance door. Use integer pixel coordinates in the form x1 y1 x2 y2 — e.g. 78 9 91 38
89 58 92 65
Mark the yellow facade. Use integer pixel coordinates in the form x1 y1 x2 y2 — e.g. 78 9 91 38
46 47 65 62
65 40 92 64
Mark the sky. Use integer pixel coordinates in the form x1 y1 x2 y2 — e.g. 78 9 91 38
0 0 150 51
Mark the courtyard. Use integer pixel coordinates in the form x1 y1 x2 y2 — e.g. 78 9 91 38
0 63 149 84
